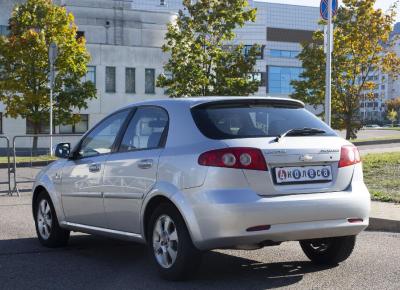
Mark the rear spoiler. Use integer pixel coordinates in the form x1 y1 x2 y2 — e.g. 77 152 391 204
191 98 305 110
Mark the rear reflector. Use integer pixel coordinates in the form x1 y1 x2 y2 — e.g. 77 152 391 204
347 218 364 223
246 225 271 232
339 145 361 168
198 147 268 171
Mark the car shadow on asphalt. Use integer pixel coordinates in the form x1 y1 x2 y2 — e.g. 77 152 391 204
0 234 332 289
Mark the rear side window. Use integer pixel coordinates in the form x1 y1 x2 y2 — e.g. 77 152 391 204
119 107 168 152
191 103 336 139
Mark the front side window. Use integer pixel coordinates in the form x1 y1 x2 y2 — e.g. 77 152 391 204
106 66 116 93
119 107 168 152
192 102 336 140
78 110 129 158
145 68 156 94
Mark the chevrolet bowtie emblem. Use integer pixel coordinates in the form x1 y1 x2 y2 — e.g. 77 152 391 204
300 154 313 161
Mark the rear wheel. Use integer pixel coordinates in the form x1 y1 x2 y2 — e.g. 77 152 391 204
300 236 356 265
148 203 202 281
34 192 70 247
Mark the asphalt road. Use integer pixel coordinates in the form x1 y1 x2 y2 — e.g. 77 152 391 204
337 129 400 140
1 193 399 290
358 142 400 155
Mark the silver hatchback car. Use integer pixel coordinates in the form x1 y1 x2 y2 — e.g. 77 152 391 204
33 97 370 280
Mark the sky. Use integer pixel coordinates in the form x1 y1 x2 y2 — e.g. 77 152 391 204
259 0 400 22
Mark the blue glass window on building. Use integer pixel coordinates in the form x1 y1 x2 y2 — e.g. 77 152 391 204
0 25 9 36
268 49 299 59
267 66 303 94
243 45 265 60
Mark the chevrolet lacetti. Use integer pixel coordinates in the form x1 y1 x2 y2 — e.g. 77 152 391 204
32 97 370 280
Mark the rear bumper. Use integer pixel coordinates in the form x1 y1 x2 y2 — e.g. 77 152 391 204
178 181 370 250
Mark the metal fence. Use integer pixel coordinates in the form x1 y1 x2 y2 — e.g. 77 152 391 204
0 136 11 196
11 134 82 196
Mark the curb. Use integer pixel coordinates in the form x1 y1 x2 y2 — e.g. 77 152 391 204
354 139 400 146
366 218 400 233
0 160 54 169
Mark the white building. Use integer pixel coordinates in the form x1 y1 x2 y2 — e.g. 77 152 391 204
0 0 175 149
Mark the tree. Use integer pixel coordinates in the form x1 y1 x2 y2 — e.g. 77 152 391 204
291 0 400 139
386 97 400 123
387 109 398 125
0 0 96 150
157 0 260 97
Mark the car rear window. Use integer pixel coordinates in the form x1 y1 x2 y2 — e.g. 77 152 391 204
191 101 336 139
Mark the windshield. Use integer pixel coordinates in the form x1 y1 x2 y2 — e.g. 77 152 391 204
191 103 336 140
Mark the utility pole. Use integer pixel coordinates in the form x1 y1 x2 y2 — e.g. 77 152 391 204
324 0 333 126
49 42 57 156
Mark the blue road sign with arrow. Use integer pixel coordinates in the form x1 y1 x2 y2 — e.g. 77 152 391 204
320 0 338 20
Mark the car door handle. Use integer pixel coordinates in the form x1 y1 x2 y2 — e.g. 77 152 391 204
137 159 153 169
89 163 101 173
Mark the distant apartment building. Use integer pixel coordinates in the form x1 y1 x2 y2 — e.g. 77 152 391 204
359 22 400 123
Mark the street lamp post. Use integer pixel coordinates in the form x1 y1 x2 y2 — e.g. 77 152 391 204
49 42 57 156
324 0 333 126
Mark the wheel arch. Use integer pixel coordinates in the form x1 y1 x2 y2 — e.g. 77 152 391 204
32 185 48 216
141 189 202 248
32 181 66 223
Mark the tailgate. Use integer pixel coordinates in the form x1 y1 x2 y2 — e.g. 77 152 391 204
223 136 354 196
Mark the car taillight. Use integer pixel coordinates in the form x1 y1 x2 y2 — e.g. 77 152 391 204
338 145 361 168
198 147 267 171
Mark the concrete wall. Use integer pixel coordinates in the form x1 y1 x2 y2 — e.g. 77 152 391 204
0 0 173 149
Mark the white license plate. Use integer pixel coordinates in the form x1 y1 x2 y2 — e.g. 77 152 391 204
275 166 332 184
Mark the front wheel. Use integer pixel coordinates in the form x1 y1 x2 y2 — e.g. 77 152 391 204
148 203 202 281
300 236 356 265
34 192 70 247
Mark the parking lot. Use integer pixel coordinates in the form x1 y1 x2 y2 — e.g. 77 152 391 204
1 192 399 290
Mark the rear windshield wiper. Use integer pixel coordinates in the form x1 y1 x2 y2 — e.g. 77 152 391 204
274 127 326 142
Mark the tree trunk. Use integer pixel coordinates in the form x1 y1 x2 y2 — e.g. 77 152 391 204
345 112 353 140
32 123 40 156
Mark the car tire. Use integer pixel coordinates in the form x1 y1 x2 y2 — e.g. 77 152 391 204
148 203 202 281
300 235 356 265
34 191 70 248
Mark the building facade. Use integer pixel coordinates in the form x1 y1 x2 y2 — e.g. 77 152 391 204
359 22 400 124
0 0 174 148
132 0 321 97
1 0 399 148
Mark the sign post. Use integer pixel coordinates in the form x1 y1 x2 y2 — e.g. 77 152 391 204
320 0 338 126
49 42 57 156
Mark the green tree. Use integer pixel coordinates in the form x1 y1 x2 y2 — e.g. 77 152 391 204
0 0 96 150
387 109 398 125
157 0 260 97
291 0 400 139
386 97 400 123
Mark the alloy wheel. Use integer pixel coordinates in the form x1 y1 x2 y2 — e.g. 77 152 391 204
152 214 179 268
37 199 52 240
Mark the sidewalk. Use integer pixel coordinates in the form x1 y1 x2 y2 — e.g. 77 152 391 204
368 201 400 233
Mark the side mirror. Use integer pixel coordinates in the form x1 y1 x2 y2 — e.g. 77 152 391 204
54 143 71 159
